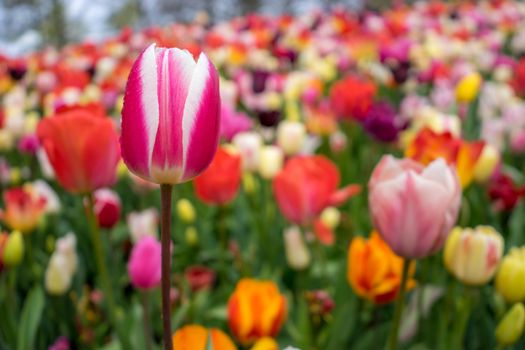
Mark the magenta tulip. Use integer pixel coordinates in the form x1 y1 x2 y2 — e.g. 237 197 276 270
128 236 162 290
120 43 220 185
368 156 461 259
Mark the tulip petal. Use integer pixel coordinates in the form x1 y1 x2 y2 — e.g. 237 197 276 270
151 48 196 183
121 43 160 179
182 53 221 181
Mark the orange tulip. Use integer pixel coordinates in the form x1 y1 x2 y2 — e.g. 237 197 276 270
172 325 237 350
37 109 120 194
405 128 484 187
228 279 287 345
347 232 416 304
0 186 46 233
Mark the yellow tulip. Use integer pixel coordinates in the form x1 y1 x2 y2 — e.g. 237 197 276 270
496 247 525 303
495 303 525 347
444 226 503 285
456 72 482 103
176 199 196 224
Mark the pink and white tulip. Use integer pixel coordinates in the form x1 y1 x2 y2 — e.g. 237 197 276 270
368 156 461 259
121 43 221 185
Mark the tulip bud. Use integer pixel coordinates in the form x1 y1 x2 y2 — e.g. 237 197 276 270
232 132 263 172
127 208 158 243
128 236 162 290
473 144 499 183
496 247 525 303
176 199 196 224
242 172 257 195
277 121 306 155
45 254 73 295
258 146 284 179
320 207 341 229
284 226 311 270
93 188 121 229
185 226 199 246
456 72 482 104
2 231 24 266
251 337 279 350
329 131 347 153
495 303 525 347
444 226 504 286
45 233 78 295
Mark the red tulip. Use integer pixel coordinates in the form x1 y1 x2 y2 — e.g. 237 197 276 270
37 110 120 194
330 75 376 121
93 188 121 229
194 147 242 205
273 155 360 243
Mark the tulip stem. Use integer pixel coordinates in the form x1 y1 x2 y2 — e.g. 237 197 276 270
387 258 411 350
141 291 153 350
160 184 173 350
85 194 117 326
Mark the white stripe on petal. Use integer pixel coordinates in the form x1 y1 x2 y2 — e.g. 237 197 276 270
139 43 160 172
181 52 210 173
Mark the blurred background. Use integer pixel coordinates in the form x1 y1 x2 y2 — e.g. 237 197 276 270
0 0 387 56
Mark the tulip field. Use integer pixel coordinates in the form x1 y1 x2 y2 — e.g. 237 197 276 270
3 1 525 349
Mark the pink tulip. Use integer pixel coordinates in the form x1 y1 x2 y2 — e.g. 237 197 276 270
120 43 220 185
127 236 162 290
368 156 461 259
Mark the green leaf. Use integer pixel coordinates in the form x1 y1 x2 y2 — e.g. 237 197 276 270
205 332 214 350
17 287 45 350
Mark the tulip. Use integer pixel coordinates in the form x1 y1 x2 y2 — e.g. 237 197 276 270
0 186 46 233
258 146 284 179
93 188 121 229
37 109 120 194
228 279 287 345
488 173 524 212
473 144 500 183
330 75 376 121
176 199 196 224
405 128 484 188
184 265 216 292
220 105 253 141
2 231 24 267
120 43 220 185
363 102 406 143
283 226 311 270
251 338 279 350
194 147 242 205
276 120 306 155
443 226 503 286
172 325 237 350
495 303 525 347
348 232 416 304
232 132 263 172
127 208 159 243
274 155 360 226
496 247 525 303
320 207 341 230
31 180 61 214
128 236 162 290
45 233 78 295
456 72 482 103
368 155 461 259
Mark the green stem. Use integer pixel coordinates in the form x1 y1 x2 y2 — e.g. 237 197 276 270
141 291 153 350
85 194 116 325
160 184 173 350
451 287 475 350
387 258 411 350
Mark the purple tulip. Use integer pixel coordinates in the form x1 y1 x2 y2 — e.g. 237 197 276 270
363 102 405 143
